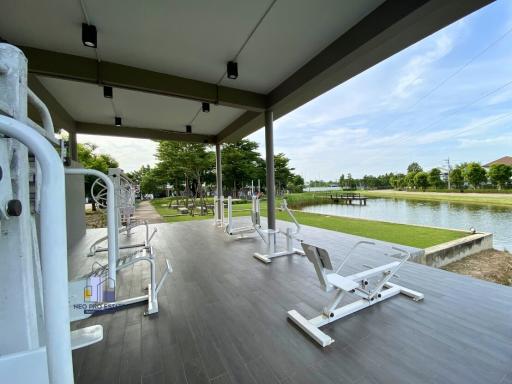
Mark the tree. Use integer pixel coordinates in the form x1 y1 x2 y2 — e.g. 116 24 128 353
140 167 166 196
404 172 416 189
274 153 294 193
346 173 357 190
407 162 423 174
156 141 214 198
463 162 487 189
390 173 405 190
78 143 119 210
428 168 443 189
221 140 264 195
414 171 429 191
488 164 512 190
449 167 465 192
339 174 345 188
288 174 305 193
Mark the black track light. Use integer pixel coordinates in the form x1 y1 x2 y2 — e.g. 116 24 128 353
103 86 113 98
227 61 238 79
186 125 192 134
202 102 210 113
115 117 122 127
82 23 97 48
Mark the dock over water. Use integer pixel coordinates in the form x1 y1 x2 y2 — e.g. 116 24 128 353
330 192 368 205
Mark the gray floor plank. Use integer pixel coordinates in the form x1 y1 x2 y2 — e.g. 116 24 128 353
69 219 512 384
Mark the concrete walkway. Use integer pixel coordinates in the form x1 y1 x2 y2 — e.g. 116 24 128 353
134 200 164 224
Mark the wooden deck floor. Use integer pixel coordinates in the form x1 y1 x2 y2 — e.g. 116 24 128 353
69 219 512 384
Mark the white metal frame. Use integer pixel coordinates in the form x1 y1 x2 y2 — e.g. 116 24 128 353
0 43 76 384
87 219 157 257
225 195 260 237
213 195 225 227
70 246 172 318
67 169 169 319
253 199 305 263
287 242 424 347
88 168 157 257
65 168 118 286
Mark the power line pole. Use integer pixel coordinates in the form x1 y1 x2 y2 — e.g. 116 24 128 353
444 158 452 189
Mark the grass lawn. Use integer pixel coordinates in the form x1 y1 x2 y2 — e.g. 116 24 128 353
357 189 512 207
151 198 468 249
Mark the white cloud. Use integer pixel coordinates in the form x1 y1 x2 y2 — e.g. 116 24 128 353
78 134 158 172
391 29 457 100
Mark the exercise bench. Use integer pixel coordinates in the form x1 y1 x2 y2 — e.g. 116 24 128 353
287 241 424 347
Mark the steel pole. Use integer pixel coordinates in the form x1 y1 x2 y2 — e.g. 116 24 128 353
215 143 223 222
265 110 276 230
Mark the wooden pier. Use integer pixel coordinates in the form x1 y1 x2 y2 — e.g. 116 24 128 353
330 193 367 205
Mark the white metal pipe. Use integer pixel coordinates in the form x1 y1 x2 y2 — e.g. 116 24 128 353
64 168 117 288
27 88 54 138
0 115 74 384
227 196 233 230
215 143 223 222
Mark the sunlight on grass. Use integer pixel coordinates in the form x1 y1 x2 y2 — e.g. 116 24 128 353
151 197 468 248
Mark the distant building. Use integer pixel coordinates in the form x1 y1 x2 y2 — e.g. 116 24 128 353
483 156 512 168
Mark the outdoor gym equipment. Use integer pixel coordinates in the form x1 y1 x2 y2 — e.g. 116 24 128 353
69 245 172 319
0 43 88 383
91 168 138 230
89 167 156 257
68 168 170 319
213 195 225 227
225 195 261 237
253 199 305 263
287 241 424 347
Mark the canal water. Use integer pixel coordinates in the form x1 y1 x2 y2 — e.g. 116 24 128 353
302 198 512 250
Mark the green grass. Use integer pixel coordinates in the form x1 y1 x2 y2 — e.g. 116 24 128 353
357 190 512 207
151 197 468 248
275 209 467 249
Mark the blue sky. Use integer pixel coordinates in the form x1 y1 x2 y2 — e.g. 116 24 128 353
81 1 512 181
248 0 512 180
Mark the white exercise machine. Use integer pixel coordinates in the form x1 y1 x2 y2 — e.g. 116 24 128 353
88 168 156 257
253 199 305 263
225 195 261 237
287 241 424 347
66 168 171 319
0 43 90 383
69 245 171 319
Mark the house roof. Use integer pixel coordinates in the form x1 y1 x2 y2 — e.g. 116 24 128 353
483 156 512 167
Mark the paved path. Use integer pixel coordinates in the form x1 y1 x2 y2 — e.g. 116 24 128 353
134 200 164 224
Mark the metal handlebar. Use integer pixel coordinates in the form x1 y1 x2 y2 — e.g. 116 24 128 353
335 240 375 274
280 199 301 236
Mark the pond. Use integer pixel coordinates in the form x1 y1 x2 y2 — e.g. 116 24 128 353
302 198 512 250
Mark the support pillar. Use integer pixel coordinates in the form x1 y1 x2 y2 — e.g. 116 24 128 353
265 110 276 230
215 143 223 224
69 130 78 161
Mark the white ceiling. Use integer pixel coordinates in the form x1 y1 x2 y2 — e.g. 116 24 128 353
1 0 383 93
1 0 385 137
39 76 245 135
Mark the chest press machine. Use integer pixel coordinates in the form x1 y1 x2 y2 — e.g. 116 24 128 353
253 199 305 263
287 241 424 347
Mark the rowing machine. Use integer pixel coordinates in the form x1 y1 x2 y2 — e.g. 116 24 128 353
287 241 423 347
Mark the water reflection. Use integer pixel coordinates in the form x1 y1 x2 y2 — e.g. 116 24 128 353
302 198 512 250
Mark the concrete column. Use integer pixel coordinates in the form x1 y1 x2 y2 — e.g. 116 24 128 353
265 110 276 230
215 143 223 221
69 130 78 161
